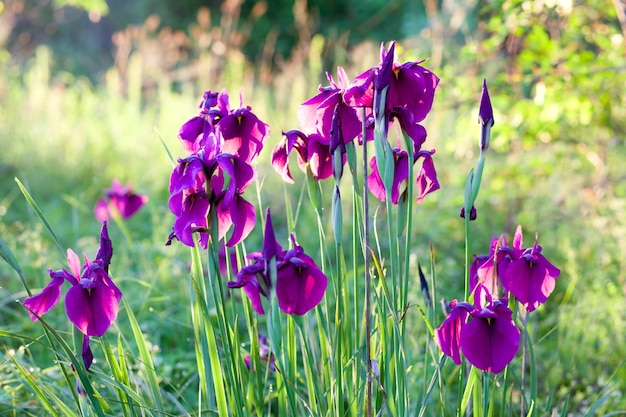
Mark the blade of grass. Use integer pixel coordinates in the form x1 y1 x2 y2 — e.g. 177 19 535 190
5 351 63 417
14 177 65 257
124 298 166 414
0 235 32 296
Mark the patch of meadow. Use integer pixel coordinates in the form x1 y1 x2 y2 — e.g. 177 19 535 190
1 14 625 416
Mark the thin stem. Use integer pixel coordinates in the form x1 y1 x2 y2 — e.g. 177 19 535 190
363 106 372 417
464 215 471 301
520 308 529 416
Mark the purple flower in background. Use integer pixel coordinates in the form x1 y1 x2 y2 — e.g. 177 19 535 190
500 226 561 312
227 209 328 315
94 179 148 222
218 244 240 276
435 285 520 373
244 334 276 372
271 129 334 183
24 222 122 337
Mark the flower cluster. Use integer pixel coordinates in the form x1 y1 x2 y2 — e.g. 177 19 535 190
272 42 440 204
94 179 148 222
167 90 269 248
227 209 328 315
435 225 561 373
23 222 122 369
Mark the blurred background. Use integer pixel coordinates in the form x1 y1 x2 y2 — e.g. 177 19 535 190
1 0 625 413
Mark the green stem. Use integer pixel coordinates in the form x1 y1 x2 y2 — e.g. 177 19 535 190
363 106 373 417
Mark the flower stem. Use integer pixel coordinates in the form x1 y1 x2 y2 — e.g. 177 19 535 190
363 106 373 417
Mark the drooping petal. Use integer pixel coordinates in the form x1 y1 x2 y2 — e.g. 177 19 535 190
65 281 120 337
298 89 335 135
169 157 205 196
434 302 471 365
172 191 210 247
502 255 559 312
315 94 361 144
271 137 295 183
307 134 334 180
367 156 386 202
227 263 266 314
275 253 328 315
23 272 66 321
243 278 266 314
388 107 428 151
415 151 440 203
390 150 410 204
224 195 257 247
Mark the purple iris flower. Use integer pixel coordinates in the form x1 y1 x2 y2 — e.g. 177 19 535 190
381 46 440 123
168 155 211 247
168 90 267 248
168 119 259 248
227 209 328 316
349 42 439 124
271 129 334 183
435 284 520 374
214 90 270 163
94 179 148 222
24 222 122 337
499 226 561 312
298 67 364 144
